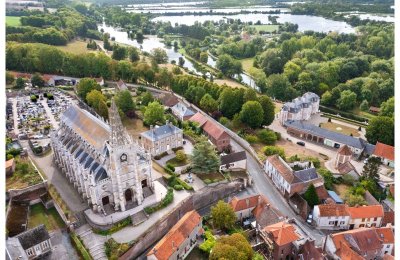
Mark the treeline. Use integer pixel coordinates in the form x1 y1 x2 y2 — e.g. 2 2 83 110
217 37 265 59
6 7 101 45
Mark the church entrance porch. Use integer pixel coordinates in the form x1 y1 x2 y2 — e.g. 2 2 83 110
102 196 110 206
125 189 133 202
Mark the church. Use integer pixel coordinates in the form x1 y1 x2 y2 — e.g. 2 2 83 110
51 101 153 214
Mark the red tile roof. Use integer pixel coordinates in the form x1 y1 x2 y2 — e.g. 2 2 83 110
229 195 260 212
314 183 329 200
9 71 32 79
382 211 394 226
337 145 353 156
189 112 228 141
347 205 384 219
263 221 300 246
297 240 324 260
95 77 103 83
375 227 394 244
337 161 357 175
373 142 394 161
316 204 349 217
337 241 365 260
147 210 202 260
332 228 383 256
383 254 395 260
158 93 179 107
189 112 207 127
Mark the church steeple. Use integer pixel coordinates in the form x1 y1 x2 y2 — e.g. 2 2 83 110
109 99 131 146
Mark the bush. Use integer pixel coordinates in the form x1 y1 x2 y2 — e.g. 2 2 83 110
70 233 92 260
204 179 212 184
199 231 216 253
174 184 183 190
154 151 168 160
30 95 37 102
144 188 174 214
175 150 187 162
342 174 355 185
263 146 285 158
320 105 368 123
245 134 258 144
172 146 183 152
166 163 175 172
275 131 281 140
257 129 277 145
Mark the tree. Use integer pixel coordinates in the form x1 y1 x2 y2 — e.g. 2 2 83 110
86 90 106 110
362 157 381 183
6 72 14 85
151 48 168 64
15 77 25 89
115 90 135 115
30 73 45 87
97 100 109 120
239 101 264 128
218 88 243 118
345 192 367 207
318 168 334 190
266 74 296 101
210 200 236 231
200 94 218 113
190 140 220 174
336 90 357 111
360 99 369 111
366 116 394 146
144 101 165 125
210 233 253 260
243 89 257 102
76 78 101 102
128 47 140 62
112 45 127 60
380 97 394 118
257 129 277 145
175 150 186 162
321 91 333 106
141 91 154 106
178 56 185 67
304 184 319 207
199 51 208 63
258 95 275 126
216 54 242 77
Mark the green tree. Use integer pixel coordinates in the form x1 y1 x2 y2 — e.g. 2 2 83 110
97 100 109 120
362 157 381 183
380 97 394 118
6 72 14 85
210 233 253 260
318 168 334 190
216 54 242 76
86 90 106 110
199 51 208 63
15 77 25 89
257 129 277 145
263 146 285 158
144 101 165 125
218 88 243 118
112 45 127 60
76 78 101 102
115 90 135 114
178 56 185 67
200 94 218 113
243 89 257 102
210 200 236 231
321 91 333 106
31 73 45 87
151 48 168 64
141 91 154 106
304 184 319 207
175 150 186 162
266 74 296 101
257 95 275 126
336 90 357 111
345 192 367 207
190 140 220 174
360 99 369 111
366 116 394 146
239 101 264 128
128 47 140 62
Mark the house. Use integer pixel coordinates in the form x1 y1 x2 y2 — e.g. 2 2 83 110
171 102 195 121
252 196 284 229
95 77 105 86
312 204 350 230
220 151 247 171
158 93 179 108
285 120 375 156
279 92 319 124
347 205 384 229
146 210 202 260
264 155 323 198
189 112 230 152
373 142 394 168
297 240 325 260
6 224 52 260
229 194 260 221
324 227 394 259
335 161 359 180
6 158 16 176
116 79 128 91
140 122 183 156
261 221 307 260
369 106 380 114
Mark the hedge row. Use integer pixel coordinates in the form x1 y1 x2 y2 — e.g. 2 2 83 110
144 187 174 214
319 105 369 123
93 217 132 236
70 233 92 260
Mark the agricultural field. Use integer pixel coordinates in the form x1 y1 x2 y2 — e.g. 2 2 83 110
6 16 21 26
55 40 98 55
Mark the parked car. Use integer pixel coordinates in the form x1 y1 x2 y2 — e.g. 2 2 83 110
296 141 305 146
307 214 313 224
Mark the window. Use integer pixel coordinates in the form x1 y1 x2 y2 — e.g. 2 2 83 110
374 217 378 221
387 245 391 248
362 218 365 222
26 248 34 256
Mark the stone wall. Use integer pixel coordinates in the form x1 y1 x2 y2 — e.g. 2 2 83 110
119 181 242 260
8 181 48 199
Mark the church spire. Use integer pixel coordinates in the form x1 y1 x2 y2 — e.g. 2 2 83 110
109 99 131 146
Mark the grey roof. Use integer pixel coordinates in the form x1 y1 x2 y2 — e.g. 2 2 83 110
141 124 182 141
172 102 195 118
364 143 376 155
293 168 319 183
282 92 318 113
220 151 247 165
327 190 343 204
285 120 370 150
17 225 50 250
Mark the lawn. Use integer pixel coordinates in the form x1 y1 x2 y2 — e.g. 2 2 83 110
122 116 149 140
241 58 255 74
55 40 98 55
214 78 246 89
250 24 280 33
166 157 188 167
351 107 377 120
6 16 21 26
196 172 225 184
28 203 66 231
274 101 283 114
6 158 43 190
320 122 360 137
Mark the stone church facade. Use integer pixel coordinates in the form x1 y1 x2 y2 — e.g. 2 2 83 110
51 101 153 213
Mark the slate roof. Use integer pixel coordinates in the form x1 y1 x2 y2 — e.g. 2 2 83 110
220 151 246 165
61 105 110 151
171 102 195 118
147 210 201 260
297 240 324 260
17 224 50 250
263 221 300 246
285 120 373 150
117 80 127 90
373 142 394 161
141 123 182 141
293 168 318 183
281 92 319 113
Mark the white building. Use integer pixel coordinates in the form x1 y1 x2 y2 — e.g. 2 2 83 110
312 204 350 230
347 205 384 229
229 194 261 221
51 101 153 213
140 122 183 156
279 92 319 124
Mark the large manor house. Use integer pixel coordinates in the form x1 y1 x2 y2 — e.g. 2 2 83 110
51 101 153 214
279 92 320 124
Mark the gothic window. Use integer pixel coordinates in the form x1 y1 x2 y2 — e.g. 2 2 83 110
120 153 127 162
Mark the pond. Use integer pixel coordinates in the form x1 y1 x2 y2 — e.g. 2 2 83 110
152 13 355 34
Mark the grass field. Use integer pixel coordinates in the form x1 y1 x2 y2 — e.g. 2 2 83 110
250 24 280 33
214 78 246 89
28 203 66 231
166 157 188 167
55 40 97 55
122 116 149 139
6 16 21 26
352 107 377 120
320 122 360 137
6 158 43 190
241 58 255 74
